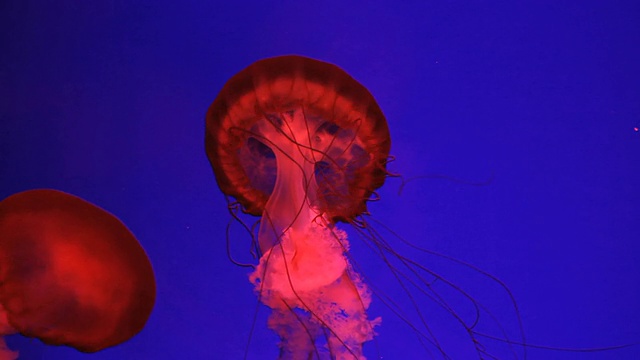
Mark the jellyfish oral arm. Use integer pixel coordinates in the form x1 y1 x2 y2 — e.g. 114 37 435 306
249 109 378 359
253 108 345 295
254 108 320 254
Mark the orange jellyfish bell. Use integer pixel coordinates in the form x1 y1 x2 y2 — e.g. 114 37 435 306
205 55 391 224
206 55 390 359
0 189 156 358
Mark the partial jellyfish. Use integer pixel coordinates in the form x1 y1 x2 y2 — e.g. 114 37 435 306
206 55 390 359
0 189 156 359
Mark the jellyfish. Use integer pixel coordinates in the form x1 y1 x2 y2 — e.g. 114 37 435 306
205 56 640 360
0 189 156 359
206 55 390 359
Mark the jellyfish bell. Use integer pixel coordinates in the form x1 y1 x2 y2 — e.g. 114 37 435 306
206 55 390 358
0 189 156 359
205 55 390 228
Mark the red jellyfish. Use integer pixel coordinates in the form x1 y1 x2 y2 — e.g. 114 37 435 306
0 189 156 359
206 55 390 359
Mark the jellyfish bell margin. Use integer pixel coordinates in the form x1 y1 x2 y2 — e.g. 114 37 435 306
0 189 156 359
205 55 390 358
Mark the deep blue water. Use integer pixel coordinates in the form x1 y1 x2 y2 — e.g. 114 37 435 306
1 1 639 359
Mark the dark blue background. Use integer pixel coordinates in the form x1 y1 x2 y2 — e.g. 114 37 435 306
1 1 638 359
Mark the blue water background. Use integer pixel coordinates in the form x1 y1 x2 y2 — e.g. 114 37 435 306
1 1 639 359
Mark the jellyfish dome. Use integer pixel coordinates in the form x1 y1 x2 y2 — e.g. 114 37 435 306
206 55 390 359
0 189 156 359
